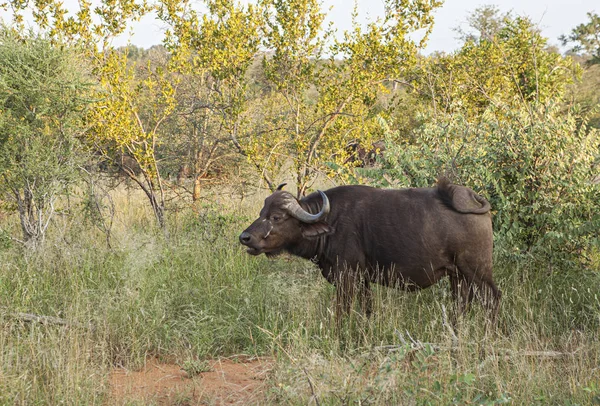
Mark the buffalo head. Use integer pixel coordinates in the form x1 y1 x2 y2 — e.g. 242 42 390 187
239 184 331 257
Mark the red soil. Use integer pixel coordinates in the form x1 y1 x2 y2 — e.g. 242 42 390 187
109 356 272 405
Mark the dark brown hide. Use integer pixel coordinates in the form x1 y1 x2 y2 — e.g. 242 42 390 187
239 179 500 322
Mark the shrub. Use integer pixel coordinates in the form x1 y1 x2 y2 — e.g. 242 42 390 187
0 28 92 245
369 103 600 269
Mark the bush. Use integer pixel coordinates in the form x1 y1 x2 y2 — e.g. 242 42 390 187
370 103 600 269
0 27 92 245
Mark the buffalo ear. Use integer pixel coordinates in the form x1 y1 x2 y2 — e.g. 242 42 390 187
301 222 333 238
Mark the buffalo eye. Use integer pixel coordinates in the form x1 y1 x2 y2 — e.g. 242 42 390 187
271 214 282 222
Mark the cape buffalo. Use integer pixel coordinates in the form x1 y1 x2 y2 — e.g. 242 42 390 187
239 179 501 323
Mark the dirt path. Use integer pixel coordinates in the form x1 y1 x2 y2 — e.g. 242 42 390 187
109 356 272 405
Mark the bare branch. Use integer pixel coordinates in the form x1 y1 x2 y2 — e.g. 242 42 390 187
1 308 95 330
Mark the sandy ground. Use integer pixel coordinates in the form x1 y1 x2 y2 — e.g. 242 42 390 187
109 356 272 405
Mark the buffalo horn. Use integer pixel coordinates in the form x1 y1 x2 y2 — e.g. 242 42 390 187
283 191 330 223
276 183 287 191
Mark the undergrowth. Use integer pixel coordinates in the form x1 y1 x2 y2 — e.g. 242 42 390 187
0 188 599 404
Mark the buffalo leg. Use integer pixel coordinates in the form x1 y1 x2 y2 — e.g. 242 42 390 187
334 270 359 323
478 278 501 326
335 272 373 320
455 264 501 326
449 272 474 326
358 277 373 318
465 272 501 325
320 265 359 325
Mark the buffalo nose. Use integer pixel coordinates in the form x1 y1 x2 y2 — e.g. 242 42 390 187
239 231 252 245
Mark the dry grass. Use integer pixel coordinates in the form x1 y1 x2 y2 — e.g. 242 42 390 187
0 184 599 404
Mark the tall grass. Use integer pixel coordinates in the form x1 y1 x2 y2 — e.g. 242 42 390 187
267 265 600 404
0 186 599 404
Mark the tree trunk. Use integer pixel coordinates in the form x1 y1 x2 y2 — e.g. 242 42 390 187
177 164 189 185
17 197 34 242
148 191 166 229
192 176 202 201
15 188 37 243
13 186 54 246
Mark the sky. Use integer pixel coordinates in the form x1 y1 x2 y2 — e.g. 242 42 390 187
419 0 596 53
4 0 597 54
114 0 597 53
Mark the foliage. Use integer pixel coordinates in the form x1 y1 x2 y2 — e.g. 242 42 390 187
563 12 600 130
181 359 212 377
2 192 600 403
371 102 600 268
3 0 177 228
253 0 442 196
255 0 331 195
158 0 264 196
453 4 512 43
87 47 178 227
416 16 580 120
158 0 442 197
473 105 599 266
0 27 92 244
561 12 600 65
371 10 598 267
568 64 600 129
3 0 149 50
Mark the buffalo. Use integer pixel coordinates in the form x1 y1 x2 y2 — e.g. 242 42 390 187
239 179 501 323
344 140 386 167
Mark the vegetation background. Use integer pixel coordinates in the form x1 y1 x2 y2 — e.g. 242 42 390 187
0 0 599 404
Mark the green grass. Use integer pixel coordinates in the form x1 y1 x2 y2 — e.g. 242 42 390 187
0 188 599 404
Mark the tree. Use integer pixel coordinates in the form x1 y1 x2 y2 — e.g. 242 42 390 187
159 0 442 198
158 58 244 200
3 0 185 229
560 12 600 65
255 0 331 196
0 28 92 245
416 16 579 121
252 0 442 197
454 4 512 43
158 0 263 199
86 47 178 228
562 12 600 129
